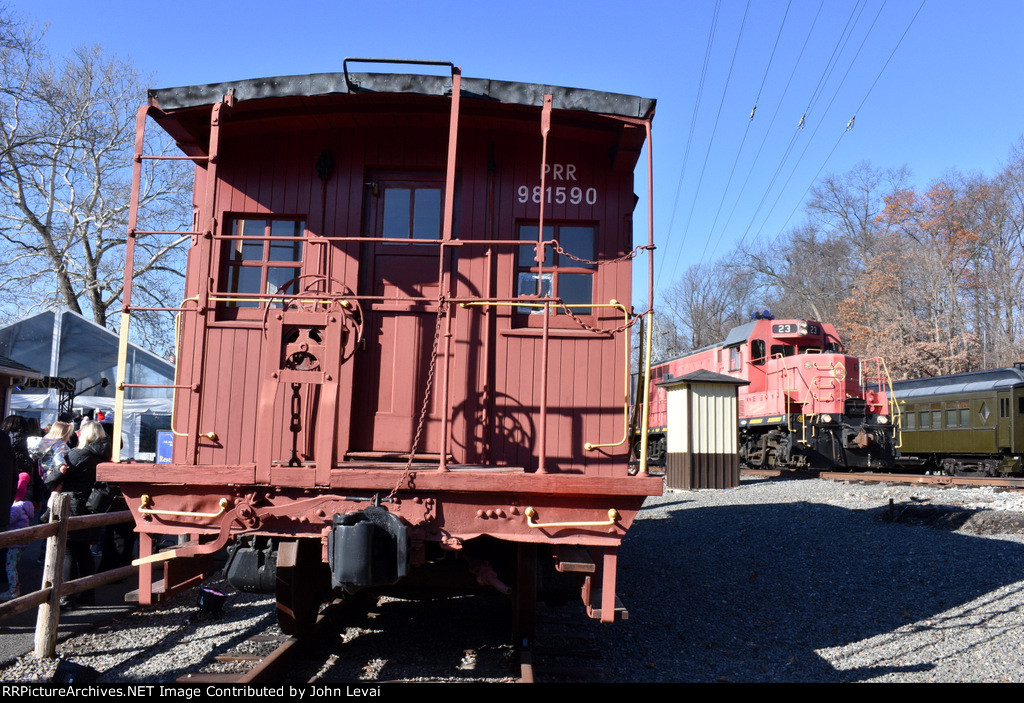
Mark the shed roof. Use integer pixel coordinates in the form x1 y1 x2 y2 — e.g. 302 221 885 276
657 369 750 387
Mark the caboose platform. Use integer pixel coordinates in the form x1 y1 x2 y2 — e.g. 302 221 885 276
99 462 663 496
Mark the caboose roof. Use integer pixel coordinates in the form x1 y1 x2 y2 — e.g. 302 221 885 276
149 70 656 119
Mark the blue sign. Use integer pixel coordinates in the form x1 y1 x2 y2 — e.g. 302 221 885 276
156 431 174 464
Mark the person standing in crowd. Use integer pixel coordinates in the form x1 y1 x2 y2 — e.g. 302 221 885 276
32 421 73 503
0 431 11 532
1 473 34 600
95 420 136 571
0 416 33 521
58 420 108 608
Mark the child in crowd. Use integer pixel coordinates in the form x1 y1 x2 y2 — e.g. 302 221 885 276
2 473 34 600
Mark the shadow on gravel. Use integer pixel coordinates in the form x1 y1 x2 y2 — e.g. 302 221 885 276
599 495 1024 683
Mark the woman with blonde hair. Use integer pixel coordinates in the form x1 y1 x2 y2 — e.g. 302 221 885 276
59 420 108 608
30 421 73 488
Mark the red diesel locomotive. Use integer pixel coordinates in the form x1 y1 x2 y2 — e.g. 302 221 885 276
644 316 899 470
98 60 663 636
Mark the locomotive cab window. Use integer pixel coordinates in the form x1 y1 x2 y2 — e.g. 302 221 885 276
516 223 596 318
218 216 306 310
728 347 742 372
751 339 766 366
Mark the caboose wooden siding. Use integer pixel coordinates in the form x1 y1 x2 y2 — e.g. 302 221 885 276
167 90 641 478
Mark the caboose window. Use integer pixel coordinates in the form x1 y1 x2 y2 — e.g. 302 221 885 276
516 223 595 316
220 217 305 308
382 186 442 240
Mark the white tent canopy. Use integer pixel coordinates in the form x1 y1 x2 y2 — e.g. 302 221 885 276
0 309 175 460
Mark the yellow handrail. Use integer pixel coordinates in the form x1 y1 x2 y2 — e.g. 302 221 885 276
524 507 618 529
139 495 230 519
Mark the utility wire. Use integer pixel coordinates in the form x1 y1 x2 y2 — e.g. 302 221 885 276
731 0 870 254
662 0 751 289
749 0 890 243
655 0 722 293
698 0 794 267
713 0 826 256
773 0 928 236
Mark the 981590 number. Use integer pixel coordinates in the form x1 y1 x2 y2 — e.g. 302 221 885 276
517 185 597 205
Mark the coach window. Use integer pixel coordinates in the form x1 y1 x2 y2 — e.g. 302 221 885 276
516 223 596 318
946 408 958 427
918 411 930 429
219 216 305 310
904 412 915 429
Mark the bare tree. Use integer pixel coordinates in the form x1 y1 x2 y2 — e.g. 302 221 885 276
0 7 190 353
657 256 758 358
806 161 909 269
736 222 853 323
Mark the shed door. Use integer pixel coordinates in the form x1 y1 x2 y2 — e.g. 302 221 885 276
351 174 445 455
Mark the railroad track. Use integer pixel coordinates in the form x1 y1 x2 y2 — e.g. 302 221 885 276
821 471 1024 490
741 468 1024 491
173 595 602 683
177 632 298 683
524 604 605 682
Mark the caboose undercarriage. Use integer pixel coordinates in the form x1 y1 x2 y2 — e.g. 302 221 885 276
102 463 658 635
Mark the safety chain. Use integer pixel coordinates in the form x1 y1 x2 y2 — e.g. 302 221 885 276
550 241 654 267
387 298 447 502
556 303 652 336
287 383 303 467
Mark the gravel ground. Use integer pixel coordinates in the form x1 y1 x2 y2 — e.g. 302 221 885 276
588 476 1024 683
2 475 1024 683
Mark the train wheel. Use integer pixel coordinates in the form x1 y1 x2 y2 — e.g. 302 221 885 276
276 538 325 636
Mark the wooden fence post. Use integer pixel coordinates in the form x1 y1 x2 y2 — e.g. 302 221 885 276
34 493 70 659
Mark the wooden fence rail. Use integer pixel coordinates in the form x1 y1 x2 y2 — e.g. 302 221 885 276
0 494 136 658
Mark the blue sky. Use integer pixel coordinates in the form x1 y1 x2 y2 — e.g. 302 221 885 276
10 0 1024 307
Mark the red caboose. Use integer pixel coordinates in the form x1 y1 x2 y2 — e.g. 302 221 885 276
644 317 898 470
98 61 663 635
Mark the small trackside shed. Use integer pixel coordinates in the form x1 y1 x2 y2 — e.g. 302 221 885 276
659 370 748 489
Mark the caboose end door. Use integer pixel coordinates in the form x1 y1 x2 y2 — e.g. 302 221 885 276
350 174 446 457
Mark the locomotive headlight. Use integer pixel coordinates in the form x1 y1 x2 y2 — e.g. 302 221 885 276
799 320 808 335
876 415 889 424
820 414 833 423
